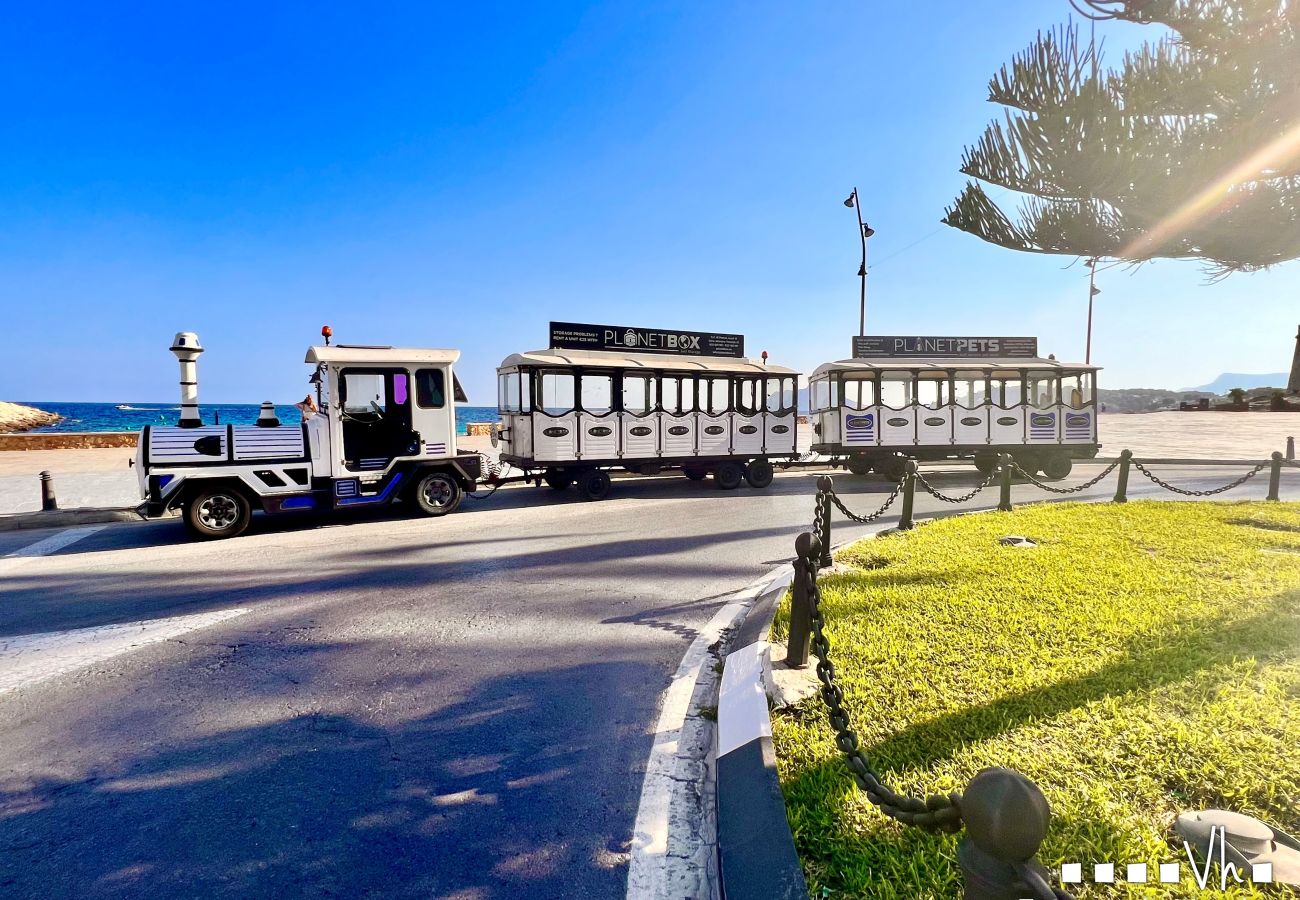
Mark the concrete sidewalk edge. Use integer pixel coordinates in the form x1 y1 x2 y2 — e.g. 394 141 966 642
0 507 145 532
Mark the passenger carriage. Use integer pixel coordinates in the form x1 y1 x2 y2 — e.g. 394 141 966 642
494 322 799 499
808 335 1100 480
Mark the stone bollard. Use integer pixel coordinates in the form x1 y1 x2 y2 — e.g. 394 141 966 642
785 532 817 668
816 475 834 570
255 401 280 427
957 768 1059 900
899 459 918 530
997 454 1013 512
1288 436 1295 461
39 471 57 511
1268 452 1283 502
1113 450 1132 504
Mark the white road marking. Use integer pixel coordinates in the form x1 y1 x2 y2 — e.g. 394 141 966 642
626 564 793 900
0 609 248 695
0 525 107 573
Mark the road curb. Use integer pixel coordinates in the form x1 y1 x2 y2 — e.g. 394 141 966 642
0 507 144 532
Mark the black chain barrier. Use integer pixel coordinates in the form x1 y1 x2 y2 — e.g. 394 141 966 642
827 478 905 523
913 469 999 504
1131 459 1268 497
1008 459 1121 495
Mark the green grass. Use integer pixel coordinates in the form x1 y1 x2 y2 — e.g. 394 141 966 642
771 501 1300 899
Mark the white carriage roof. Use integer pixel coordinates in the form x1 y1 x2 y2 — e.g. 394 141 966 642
810 357 1100 377
498 348 798 375
305 345 461 365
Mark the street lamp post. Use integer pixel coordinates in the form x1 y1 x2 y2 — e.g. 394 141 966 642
843 188 875 336
1085 257 1101 364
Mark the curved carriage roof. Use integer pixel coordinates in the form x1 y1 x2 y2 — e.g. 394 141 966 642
810 357 1100 378
305 345 461 365
499 348 798 375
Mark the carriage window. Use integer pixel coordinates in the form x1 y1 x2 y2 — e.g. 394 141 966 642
879 373 911 408
811 378 830 411
843 376 877 409
991 373 1023 407
661 376 682 415
520 370 532 412
622 373 656 415
736 378 759 415
496 373 514 413
541 371 575 414
1027 372 1059 408
767 377 795 413
581 372 614 414
916 375 950 410
702 377 729 415
1061 372 1093 408
953 371 985 408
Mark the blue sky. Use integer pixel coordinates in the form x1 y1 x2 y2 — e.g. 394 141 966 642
1 1 1295 404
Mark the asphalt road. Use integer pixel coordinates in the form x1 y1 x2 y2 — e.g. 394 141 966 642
0 462 1292 899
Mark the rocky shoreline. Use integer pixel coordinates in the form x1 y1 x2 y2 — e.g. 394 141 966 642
0 401 62 434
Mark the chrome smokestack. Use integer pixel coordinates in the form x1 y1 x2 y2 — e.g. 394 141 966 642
170 331 204 428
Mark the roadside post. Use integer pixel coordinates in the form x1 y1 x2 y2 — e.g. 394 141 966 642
1288 436 1296 461
785 532 816 668
1113 450 1132 503
899 459 918 530
1268 451 1283 501
997 454 1013 512
816 476 834 569
39 471 57 511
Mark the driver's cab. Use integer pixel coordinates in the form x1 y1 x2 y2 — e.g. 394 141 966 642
305 345 466 479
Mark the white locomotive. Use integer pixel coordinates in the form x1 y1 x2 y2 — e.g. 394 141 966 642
136 330 481 539
494 322 800 499
809 335 1100 480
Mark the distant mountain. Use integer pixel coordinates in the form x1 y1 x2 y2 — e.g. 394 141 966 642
1182 373 1287 393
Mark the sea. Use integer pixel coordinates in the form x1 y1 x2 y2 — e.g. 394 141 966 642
21 402 501 437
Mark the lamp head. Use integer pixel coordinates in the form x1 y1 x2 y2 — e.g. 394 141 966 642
843 191 856 208
862 224 875 239
1091 285 1102 296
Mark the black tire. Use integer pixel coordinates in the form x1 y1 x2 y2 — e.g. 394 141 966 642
846 457 873 477
578 469 611 501
878 456 908 483
683 467 708 481
1041 452 1073 480
184 486 252 540
973 452 999 476
714 461 743 490
414 471 463 516
544 469 572 491
744 459 774 489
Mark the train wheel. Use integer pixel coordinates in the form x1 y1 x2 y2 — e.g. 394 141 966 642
544 469 572 490
1041 452 1073 480
878 456 907 483
846 457 873 476
714 461 743 490
973 451 999 476
1012 452 1042 476
578 469 611 501
744 459 774 489
414 472 463 516
185 487 251 540
683 467 708 481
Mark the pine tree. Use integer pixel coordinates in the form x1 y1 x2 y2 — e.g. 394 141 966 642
942 0 1300 276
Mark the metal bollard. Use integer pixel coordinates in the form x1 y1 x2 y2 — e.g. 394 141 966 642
997 454 1013 512
1288 436 1295 461
39 471 57 511
1268 451 1283 501
1113 449 1132 504
899 459 918 530
785 533 816 668
957 768 1057 900
816 475 834 570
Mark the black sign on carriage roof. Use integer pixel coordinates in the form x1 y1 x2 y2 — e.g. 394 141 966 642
549 321 745 358
851 335 1039 359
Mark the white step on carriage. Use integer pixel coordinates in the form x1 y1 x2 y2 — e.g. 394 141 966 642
809 335 1101 480
495 322 800 499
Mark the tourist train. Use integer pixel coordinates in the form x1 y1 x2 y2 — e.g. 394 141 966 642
808 335 1100 480
493 322 799 499
132 325 1099 539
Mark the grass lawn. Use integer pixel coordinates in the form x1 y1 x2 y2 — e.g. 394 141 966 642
771 501 1300 899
